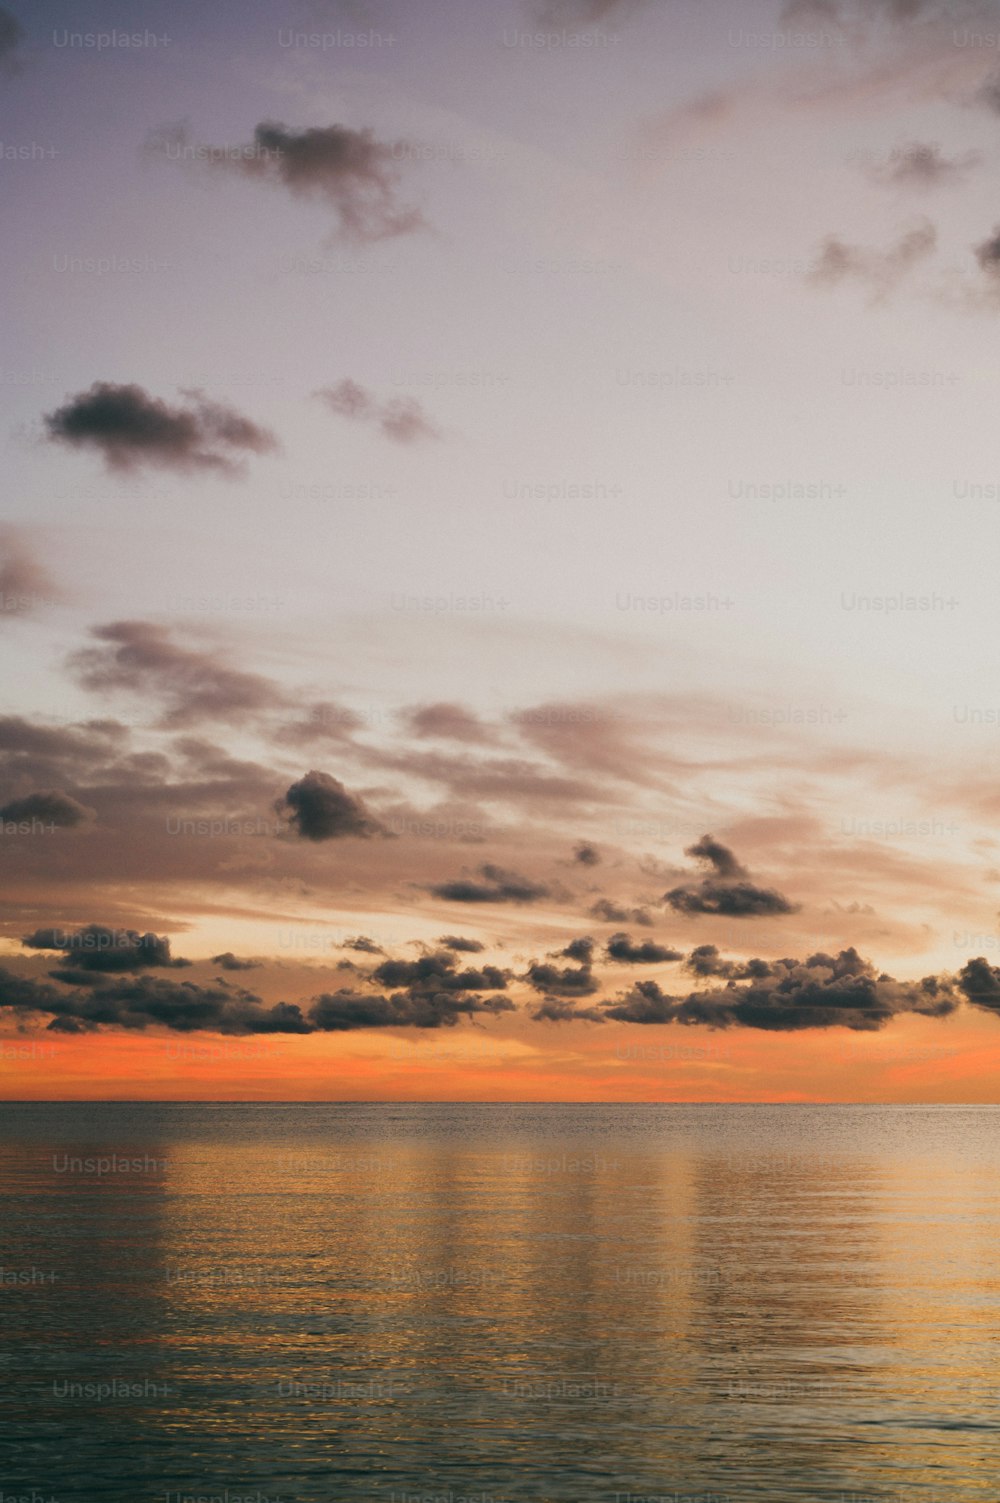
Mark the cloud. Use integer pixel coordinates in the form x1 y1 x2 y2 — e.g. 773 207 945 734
315 380 440 444
2 943 515 1035
808 219 937 302
957 956 1000 1012
428 863 551 903
402 703 492 743
975 225 1000 274
0 968 70 1019
664 835 798 918
573 842 601 866
44 383 277 476
683 834 745 879
310 987 514 1030
69 621 281 727
274 702 366 745
438 934 485 952
39 975 310 1034
560 936 595 962
510 698 678 790
0 716 130 778
22 924 188 977
640 12 995 161
211 952 260 972
343 935 384 954
531 997 607 1023
589 898 654 926
0 527 64 620
604 947 957 1031
605 932 682 964
667 882 796 919
944 220 1000 311
523 961 599 996
0 790 94 828
369 743 599 808
0 6 24 74
372 951 510 994
147 120 424 244
865 140 981 186
970 224 1000 305
781 0 991 28
278 770 386 841
976 68 1000 111
685 944 772 980
527 0 643 22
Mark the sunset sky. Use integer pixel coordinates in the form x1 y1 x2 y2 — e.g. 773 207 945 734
5 0 1000 1099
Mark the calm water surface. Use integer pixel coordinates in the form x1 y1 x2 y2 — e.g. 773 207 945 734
1 1103 999 1502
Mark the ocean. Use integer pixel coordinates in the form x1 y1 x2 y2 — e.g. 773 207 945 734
2 1102 998 1502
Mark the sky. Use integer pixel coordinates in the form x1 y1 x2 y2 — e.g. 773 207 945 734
4 0 1000 1099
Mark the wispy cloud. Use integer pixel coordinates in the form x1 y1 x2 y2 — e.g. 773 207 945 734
807 219 937 302
863 140 981 186
315 380 441 443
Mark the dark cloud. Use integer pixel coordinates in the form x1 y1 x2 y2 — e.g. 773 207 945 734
0 968 72 1018
666 882 797 918
684 834 745 879
343 935 384 955
573 842 601 866
601 978 675 1024
605 932 682 964
310 987 514 1031
560 936 595 963
523 961 598 996
957 956 1000 1012
664 835 798 918
866 142 981 187
0 6 24 73
22 924 188 976
2 943 514 1034
315 380 440 444
589 898 654 926
69 621 281 728
38 975 309 1034
372 951 510 994
531 996 607 1023
428 863 551 904
438 934 485 953
973 225 1000 296
403 703 492 743
0 790 94 828
44 383 277 476
808 220 937 303
279 770 386 841
210 952 260 972
685 944 772 980
604 948 956 1031
147 120 424 244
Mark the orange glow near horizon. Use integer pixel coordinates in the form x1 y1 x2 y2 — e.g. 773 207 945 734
5 1007 1000 1101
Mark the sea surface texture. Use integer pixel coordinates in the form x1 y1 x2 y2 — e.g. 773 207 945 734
1 1102 998 1502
